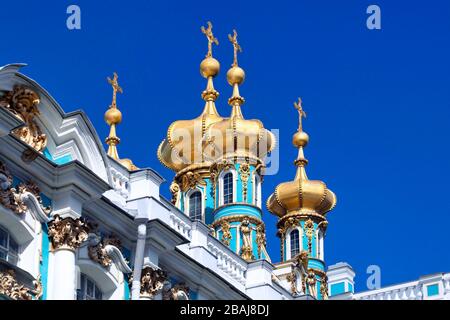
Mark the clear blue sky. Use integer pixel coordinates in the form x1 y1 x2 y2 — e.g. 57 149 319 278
1 0 449 292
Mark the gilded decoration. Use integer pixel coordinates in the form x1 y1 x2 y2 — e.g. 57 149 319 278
302 218 315 254
286 271 297 295
256 224 266 257
48 215 89 251
163 283 190 300
139 266 168 299
0 86 47 152
240 218 254 261
239 162 250 202
88 235 122 268
0 270 42 300
220 220 232 246
0 161 51 216
169 181 180 206
180 171 206 192
320 274 329 300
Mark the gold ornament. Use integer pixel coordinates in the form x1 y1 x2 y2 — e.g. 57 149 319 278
47 215 89 251
0 86 47 152
220 220 232 246
239 162 250 202
303 218 315 254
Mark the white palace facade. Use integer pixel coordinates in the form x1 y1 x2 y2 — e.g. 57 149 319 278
0 24 449 301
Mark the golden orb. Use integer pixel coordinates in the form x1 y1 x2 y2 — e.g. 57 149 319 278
104 108 122 125
226 66 245 85
200 57 220 78
292 131 309 147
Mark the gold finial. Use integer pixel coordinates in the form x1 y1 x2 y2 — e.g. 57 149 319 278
105 72 123 161
228 29 242 67
294 97 307 132
201 21 219 58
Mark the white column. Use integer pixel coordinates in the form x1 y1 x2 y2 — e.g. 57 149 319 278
50 248 77 300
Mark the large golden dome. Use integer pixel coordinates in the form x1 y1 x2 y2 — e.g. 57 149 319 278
158 23 224 173
266 99 336 217
202 32 275 164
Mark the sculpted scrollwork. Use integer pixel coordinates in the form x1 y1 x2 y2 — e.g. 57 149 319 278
0 85 47 152
0 161 51 217
48 215 89 251
0 270 42 300
88 235 122 268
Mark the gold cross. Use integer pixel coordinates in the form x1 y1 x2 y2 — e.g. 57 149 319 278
294 97 306 131
228 29 242 67
201 21 219 57
107 72 123 107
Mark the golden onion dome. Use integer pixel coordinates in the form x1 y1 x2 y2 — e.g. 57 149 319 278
157 22 224 173
203 30 275 163
266 98 336 217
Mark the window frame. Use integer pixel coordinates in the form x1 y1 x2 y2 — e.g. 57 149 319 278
286 227 303 260
218 169 237 206
0 225 19 265
77 273 103 300
186 189 203 221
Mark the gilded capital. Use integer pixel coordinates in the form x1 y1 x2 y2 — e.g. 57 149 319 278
48 215 89 251
138 266 168 299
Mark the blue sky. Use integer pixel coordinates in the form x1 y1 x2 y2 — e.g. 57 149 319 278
1 0 449 292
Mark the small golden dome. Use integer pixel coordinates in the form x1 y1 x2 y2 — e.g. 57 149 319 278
200 57 220 78
292 131 309 148
105 108 122 125
266 99 336 218
227 66 245 85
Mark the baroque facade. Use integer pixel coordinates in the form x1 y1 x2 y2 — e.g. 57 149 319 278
0 23 449 300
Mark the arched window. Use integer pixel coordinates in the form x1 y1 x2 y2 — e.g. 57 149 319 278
290 229 300 258
0 226 19 265
223 172 234 205
77 273 103 300
188 191 202 221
